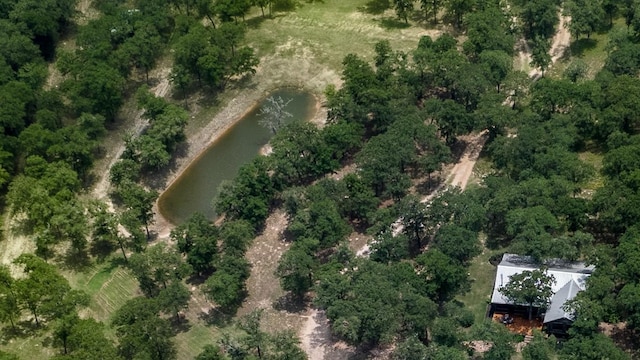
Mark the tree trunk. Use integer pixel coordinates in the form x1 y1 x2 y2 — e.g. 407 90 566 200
207 15 216 28
118 240 128 262
32 307 39 326
528 303 533 320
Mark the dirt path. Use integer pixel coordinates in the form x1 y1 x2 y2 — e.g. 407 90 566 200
305 130 491 358
526 12 572 78
447 131 489 191
92 68 171 204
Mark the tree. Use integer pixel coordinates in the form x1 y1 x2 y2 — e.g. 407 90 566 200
219 220 254 257
479 50 513 92
522 330 556 360
269 330 307 360
157 282 191 321
276 246 315 300
433 224 480 264
258 95 292 134
270 121 336 186
514 0 559 39
238 309 267 359
463 6 515 57
14 254 88 326
63 62 125 121
560 333 629 360
129 243 192 297
392 336 429 360
213 0 251 22
392 0 413 23
112 297 176 360
204 256 250 312
88 201 125 261
499 269 555 320
52 316 120 359
565 0 605 39
119 22 163 81
171 212 219 276
415 250 469 307
420 0 444 24
0 266 19 331
530 36 552 76
445 0 474 28
117 181 158 240
196 345 229 360
215 157 275 229
398 195 429 251
425 99 473 144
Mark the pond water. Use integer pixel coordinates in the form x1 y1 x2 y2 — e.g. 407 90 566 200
157 89 317 224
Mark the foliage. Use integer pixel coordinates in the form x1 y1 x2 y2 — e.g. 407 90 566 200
112 297 176 360
316 260 437 345
12 254 88 326
171 212 219 276
499 269 555 320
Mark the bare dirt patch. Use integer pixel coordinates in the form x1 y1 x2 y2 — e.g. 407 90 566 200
300 309 354 360
447 131 489 190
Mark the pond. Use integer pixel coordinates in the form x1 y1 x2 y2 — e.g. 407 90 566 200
157 89 317 224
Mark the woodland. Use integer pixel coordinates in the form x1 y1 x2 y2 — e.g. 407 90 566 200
0 0 640 359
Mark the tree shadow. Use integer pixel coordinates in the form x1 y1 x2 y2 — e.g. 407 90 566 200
375 17 411 30
569 38 598 58
245 14 272 29
358 0 390 15
186 272 211 286
170 316 192 334
0 321 41 344
609 325 640 356
273 293 308 313
59 249 92 271
414 174 445 197
199 308 234 327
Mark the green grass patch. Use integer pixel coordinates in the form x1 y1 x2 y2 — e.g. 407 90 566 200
85 267 139 323
246 0 434 71
548 18 626 79
174 324 225 360
579 150 605 192
457 243 502 325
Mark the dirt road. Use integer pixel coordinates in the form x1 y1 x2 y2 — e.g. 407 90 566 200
528 12 572 78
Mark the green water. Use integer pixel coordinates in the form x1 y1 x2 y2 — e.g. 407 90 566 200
158 89 316 224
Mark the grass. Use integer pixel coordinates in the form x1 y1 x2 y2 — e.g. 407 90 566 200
579 150 605 193
246 1 436 71
174 324 223 360
457 242 503 325
0 330 54 360
547 18 626 79
63 259 140 324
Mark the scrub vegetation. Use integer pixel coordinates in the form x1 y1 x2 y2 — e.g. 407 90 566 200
0 0 639 359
